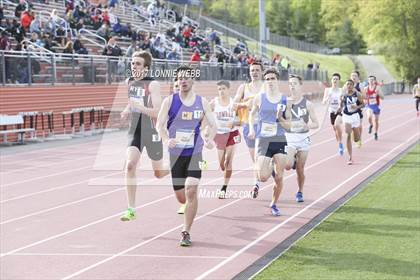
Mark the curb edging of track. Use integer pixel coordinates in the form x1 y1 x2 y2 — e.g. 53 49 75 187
233 139 419 280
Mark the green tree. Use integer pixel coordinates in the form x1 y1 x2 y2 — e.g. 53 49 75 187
355 0 420 81
327 19 364 54
266 0 291 36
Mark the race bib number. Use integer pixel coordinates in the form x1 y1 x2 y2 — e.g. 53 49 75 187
260 122 277 137
217 118 234 133
130 96 143 113
175 129 194 148
233 134 241 144
369 96 378 105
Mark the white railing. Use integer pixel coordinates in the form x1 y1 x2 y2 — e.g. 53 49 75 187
38 10 72 38
79 28 106 49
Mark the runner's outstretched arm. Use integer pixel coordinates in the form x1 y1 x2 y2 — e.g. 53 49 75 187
156 95 172 143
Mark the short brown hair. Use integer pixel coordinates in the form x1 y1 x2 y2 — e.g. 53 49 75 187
175 65 195 79
289 74 303 84
263 68 280 80
132 51 152 69
216 80 230 88
250 61 263 71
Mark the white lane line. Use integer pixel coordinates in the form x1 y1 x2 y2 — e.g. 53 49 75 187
195 131 419 280
59 119 418 280
11 252 227 259
1 110 411 188
1 116 414 260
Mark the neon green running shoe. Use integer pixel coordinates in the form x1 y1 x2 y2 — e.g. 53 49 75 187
177 203 186 214
120 208 136 221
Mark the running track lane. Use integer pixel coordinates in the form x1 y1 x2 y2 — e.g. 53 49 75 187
0 96 418 279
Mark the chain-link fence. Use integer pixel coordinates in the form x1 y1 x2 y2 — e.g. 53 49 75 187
0 50 328 86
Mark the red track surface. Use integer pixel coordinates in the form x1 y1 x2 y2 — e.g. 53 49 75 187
0 95 418 280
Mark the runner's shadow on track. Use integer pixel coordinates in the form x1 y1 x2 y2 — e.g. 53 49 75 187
150 236 245 251
285 247 420 278
339 206 419 219
316 218 419 238
207 213 291 225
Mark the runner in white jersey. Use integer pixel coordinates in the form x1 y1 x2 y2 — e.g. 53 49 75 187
349 70 364 148
210 80 241 198
323 73 344 155
285 74 319 203
339 79 364 165
233 62 264 198
412 77 420 117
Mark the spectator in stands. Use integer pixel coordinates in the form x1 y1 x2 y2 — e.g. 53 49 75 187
166 27 176 39
208 28 217 50
139 35 151 52
103 36 122 56
209 53 218 66
90 7 102 29
42 33 58 52
190 49 200 63
214 34 221 45
102 9 110 25
246 54 255 65
182 25 192 48
65 0 74 13
15 0 28 19
0 6 4 26
112 18 122 34
50 9 59 24
4 19 12 33
216 51 225 78
0 31 11 50
158 3 166 20
44 17 56 36
30 32 43 47
272 54 281 66
73 5 82 22
137 30 146 41
120 22 132 38
155 42 166 59
102 36 122 81
67 8 77 28
58 34 71 48
10 19 25 42
75 18 84 31
73 34 88 54
166 47 180 60
21 10 34 30
29 15 41 35
97 22 110 42
109 0 119 9
108 10 118 27
125 39 138 58
4 43 23 83
155 30 166 45
147 1 158 27
63 41 74 54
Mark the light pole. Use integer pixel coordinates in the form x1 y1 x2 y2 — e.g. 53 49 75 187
259 0 266 58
